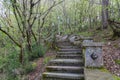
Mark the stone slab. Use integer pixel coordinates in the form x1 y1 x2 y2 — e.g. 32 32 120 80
83 42 104 47
85 69 114 80
81 36 93 40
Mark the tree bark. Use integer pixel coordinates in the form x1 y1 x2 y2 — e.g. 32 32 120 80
102 0 109 29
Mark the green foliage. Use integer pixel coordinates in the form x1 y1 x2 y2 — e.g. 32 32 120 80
24 62 37 74
113 76 120 80
78 31 93 37
0 56 7 69
5 50 21 80
28 44 47 61
115 60 120 65
0 0 120 80
44 56 55 64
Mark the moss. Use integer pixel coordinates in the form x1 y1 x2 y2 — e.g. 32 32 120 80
24 62 37 74
114 44 119 48
44 56 55 64
86 67 106 70
86 67 111 73
78 32 93 37
99 68 109 72
113 75 120 80
115 60 120 65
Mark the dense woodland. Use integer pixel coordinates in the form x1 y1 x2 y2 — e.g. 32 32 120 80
0 0 120 80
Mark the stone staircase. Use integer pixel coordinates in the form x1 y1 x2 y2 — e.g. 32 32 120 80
42 41 85 80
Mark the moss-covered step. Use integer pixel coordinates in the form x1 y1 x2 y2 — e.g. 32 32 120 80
43 72 84 80
46 66 84 74
48 59 84 66
59 49 82 52
56 54 83 59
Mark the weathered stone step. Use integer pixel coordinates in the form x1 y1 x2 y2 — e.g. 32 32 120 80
57 42 72 46
46 66 84 74
58 46 79 49
43 72 84 80
59 49 82 53
48 59 84 66
56 55 83 59
57 52 82 55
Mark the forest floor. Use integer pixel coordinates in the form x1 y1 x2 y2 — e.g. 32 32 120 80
103 38 120 77
28 49 56 80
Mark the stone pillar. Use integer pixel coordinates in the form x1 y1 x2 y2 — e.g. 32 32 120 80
83 42 104 67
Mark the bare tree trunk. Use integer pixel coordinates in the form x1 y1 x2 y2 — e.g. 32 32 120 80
20 46 24 64
116 0 120 18
102 0 109 29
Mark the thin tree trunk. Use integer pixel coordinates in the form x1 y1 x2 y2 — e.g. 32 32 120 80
102 0 109 29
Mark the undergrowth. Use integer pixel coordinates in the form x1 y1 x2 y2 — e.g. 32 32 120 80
1 43 48 80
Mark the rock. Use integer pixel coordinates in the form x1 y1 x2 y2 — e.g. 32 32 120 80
68 35 82 44
73 41 82 45
108 42 111 46
56 35 69 42
69 36 76 43
12 68 24 76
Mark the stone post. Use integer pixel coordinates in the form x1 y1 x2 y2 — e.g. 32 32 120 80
83 42 104 67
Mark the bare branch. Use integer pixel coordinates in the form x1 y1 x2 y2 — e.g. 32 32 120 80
34 0 41 6
0 28 21 47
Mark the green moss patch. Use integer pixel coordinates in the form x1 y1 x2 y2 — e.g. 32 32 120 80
115 60 120 65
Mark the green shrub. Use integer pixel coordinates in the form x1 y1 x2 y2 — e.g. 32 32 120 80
24 62 37 74
44 56 55 64
28 44 48 61
5 50 21 80
0 56 7 70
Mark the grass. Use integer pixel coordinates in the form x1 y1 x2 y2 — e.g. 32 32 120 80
115 60 120 65
86 67 109 72
113 75 120 80
86 67 120 79
99 68 109 72
78 31 93 37
43 56 55 64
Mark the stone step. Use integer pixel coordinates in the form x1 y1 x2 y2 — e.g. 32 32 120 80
43 72 84 80
56 55 83 59
57 52 82 55
57 42 72 46
46 66 84 74
48 59 84 66
59 49 82 52
58 46 79 49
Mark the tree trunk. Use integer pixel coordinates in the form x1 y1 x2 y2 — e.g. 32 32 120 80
19 47 24 64
102 0 109 29
26 29 32 52
108 19 120 37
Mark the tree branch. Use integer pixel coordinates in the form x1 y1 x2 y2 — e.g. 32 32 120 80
33 0 41 6
0 28 21 47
